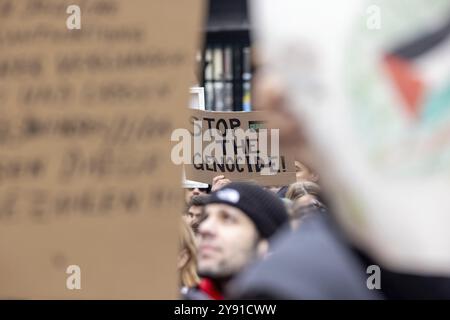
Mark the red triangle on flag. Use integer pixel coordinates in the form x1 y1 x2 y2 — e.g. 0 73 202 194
383 54 426 118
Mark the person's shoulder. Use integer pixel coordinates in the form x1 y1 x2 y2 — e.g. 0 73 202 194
228 213 383 299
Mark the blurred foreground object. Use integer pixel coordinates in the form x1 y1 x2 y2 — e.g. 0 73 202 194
0 0 204 298
251 0 450 275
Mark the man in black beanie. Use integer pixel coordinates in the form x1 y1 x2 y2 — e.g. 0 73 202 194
188 182 289 300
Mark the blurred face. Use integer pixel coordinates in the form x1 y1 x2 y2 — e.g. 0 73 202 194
197 203 261 279
292 193 326 223
184 187 207 203
184 204 204 227
295 160 318 182
294 194 318 209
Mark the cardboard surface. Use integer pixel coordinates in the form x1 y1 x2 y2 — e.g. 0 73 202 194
0 0 204 298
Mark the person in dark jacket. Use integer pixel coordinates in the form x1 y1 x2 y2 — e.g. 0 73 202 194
228 212 450 299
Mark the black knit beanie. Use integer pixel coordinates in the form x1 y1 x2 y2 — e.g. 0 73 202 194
205 182 289 239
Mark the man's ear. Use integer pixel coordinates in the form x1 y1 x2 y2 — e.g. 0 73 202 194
256 239 269 258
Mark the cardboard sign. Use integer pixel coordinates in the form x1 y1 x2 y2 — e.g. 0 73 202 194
0 0 203 298
184 109 296 186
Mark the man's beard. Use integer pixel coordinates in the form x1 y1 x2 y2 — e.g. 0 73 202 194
197 240 261 282
197 260 237 280
197 269 233 294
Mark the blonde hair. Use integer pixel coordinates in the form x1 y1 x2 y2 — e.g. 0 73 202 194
179 220 200 288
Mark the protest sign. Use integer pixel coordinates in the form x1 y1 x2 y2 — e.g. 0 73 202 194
182 109 296 186
0 0 203 298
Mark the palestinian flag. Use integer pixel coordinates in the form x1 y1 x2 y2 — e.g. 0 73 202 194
383 15 450 120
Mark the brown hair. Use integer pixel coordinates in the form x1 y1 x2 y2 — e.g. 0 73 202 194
285 181 321 201
179 219 200 288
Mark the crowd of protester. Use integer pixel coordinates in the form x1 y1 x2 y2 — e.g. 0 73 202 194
176 56 450 299
179 166 450 299
180 168 313 299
